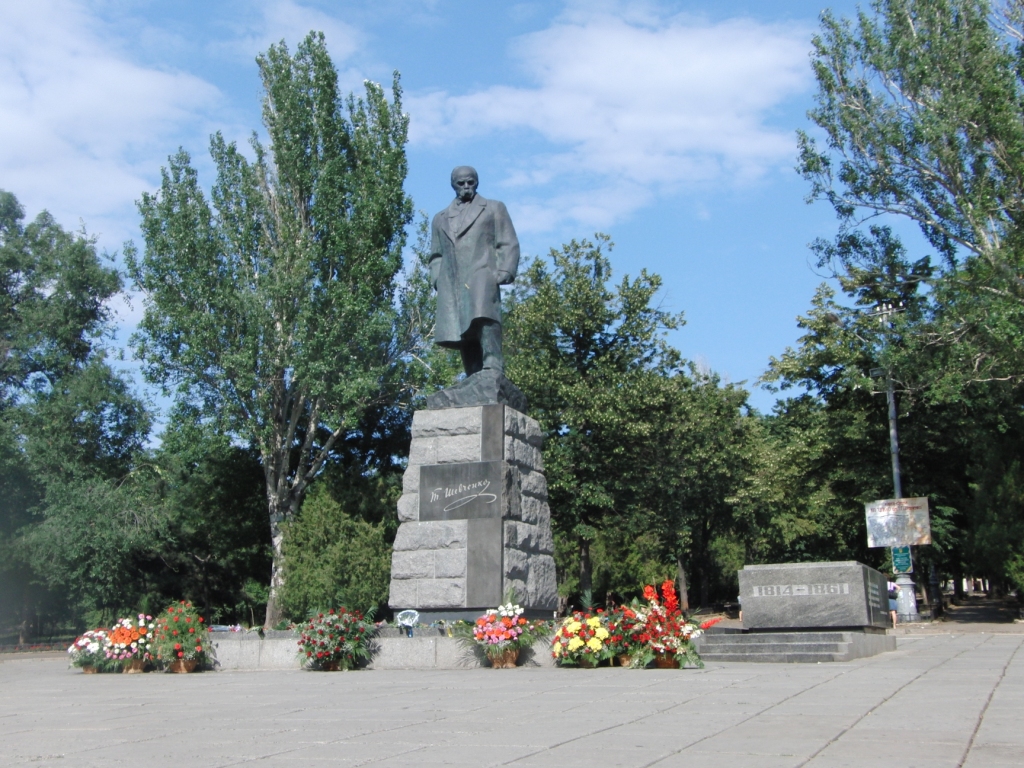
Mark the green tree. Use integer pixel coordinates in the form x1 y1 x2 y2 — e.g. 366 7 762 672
126 33 412 625
278 484 391 617
504 235 684 603
146 408 272 623
799 0 1024 395
650 369 753 610
0 190 152 637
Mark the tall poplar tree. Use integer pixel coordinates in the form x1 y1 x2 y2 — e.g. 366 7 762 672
127 33 412 625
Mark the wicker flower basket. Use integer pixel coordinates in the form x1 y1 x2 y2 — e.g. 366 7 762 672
168 659 198 674
81 665 98 674
653 652 680 669
123 659 146 674
488 647 519 669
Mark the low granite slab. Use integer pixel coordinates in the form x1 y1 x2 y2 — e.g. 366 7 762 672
739 561 890 631
210 631 555 671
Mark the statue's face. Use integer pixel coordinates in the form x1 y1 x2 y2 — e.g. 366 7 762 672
451 169 478 202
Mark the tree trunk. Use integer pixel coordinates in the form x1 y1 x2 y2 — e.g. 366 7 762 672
263 489 291 629
699 564 710 608
676 553 690 614
578 537 593 604
953 568 965 604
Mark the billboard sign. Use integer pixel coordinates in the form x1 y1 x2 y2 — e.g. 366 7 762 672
865 497 931 548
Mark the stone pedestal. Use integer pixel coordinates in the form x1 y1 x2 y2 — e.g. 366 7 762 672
739 561 890 631
388 399 557 620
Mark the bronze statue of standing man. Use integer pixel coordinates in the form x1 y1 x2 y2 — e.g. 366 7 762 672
430 166 519 375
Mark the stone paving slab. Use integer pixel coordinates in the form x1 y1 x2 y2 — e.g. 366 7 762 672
0 634 1021 767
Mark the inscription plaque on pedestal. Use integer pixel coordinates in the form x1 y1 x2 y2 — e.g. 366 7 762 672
420 461 503 606
420 461 502 520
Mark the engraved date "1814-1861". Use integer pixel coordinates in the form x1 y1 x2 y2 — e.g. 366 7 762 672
751 583 851 597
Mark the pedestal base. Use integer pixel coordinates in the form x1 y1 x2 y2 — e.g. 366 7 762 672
388 402 557 615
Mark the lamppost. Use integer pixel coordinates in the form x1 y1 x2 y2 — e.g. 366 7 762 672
868 301 920 621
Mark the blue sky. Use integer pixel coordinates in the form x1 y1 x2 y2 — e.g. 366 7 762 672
0 0 880 421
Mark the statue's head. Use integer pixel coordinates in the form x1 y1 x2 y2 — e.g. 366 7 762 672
450 166 479 202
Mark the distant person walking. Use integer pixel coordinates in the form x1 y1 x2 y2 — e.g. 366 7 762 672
887 580 901 628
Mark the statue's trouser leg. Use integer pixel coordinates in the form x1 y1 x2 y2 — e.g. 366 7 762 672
460 329 484 375
479 320 503 372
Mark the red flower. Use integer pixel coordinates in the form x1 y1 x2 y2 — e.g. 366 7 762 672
174 643 181 650
643 585 657 602
177 651 184 658
198 617 204 623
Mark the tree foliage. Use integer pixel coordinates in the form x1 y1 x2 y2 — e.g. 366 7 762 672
504 236 684 599
126 33 412 624
799 0 1024 394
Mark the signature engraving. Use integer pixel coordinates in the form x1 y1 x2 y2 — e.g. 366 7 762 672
429 479 498 511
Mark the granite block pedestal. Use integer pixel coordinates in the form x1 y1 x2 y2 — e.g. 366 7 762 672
739 561 890 631
388 376 557 621
703 561 896 662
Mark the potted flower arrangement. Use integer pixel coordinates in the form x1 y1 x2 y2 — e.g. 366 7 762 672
67 629 112 673
470 602 547 668
296 608 373 671
107 614 155 672
605 604 649 667
632 581 720 669
551 611 611 667
151 601 210 672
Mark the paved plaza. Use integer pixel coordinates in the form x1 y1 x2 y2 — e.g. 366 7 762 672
1 632 1022 768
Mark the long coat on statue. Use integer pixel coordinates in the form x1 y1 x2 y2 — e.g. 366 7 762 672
429 193 520 346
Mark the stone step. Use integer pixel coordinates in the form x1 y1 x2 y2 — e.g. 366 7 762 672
701 651 845 663
699 641 850 655
700 631 854 646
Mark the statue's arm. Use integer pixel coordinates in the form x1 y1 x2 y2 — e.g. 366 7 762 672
428 216 443 290
493 202 520 285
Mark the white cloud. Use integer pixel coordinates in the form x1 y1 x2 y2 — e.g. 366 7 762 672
407 9 811 231
0 0 220 247
215 0 361 66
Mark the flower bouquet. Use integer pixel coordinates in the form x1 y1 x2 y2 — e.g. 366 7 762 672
551 611 611 667
471 602 547 668
296 608 373 671
605 604 650 667
67 629 112 673
633 581 716 669
151 601 210 672
107 614 155 672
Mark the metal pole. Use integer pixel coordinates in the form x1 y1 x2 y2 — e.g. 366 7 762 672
885 368 919 620
886 374 902 500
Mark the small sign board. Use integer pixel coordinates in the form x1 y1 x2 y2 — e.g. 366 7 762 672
865 497 931 548
891 546 913 574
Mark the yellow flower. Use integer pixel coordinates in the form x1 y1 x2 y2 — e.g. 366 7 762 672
595 628 609 640
566 621 582 634
586 617 601 629
567 637 584 651
553 643 562 657
586 637 603 652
